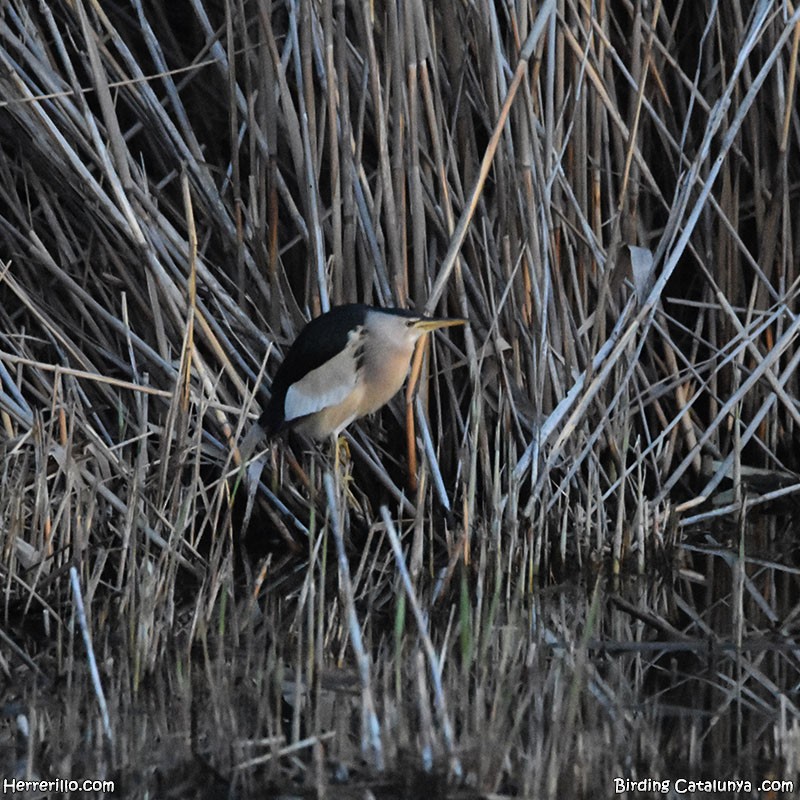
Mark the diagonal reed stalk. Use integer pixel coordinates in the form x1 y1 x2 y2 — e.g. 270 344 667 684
2 1 800 795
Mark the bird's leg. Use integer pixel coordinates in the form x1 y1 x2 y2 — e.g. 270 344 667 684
330 434 361 512
336 434 351 470
331 433 348 489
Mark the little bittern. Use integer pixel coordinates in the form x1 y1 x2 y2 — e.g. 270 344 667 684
250 304 465 444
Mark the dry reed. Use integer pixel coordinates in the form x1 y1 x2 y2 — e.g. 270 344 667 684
2 1 800 796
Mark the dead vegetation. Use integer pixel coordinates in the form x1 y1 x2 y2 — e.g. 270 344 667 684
2 1 800 797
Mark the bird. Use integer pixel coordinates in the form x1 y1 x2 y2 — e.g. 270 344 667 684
246 304 465 447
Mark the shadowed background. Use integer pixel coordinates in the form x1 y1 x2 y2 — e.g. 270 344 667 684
2 1 800 797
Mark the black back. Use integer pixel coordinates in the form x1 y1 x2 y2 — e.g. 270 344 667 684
259 304 371 434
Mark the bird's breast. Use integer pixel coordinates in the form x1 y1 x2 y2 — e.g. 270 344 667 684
357 337 416 417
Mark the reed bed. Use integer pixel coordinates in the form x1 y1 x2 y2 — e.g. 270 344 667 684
2 1 800 796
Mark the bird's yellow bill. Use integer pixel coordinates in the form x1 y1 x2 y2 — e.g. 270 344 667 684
413 317 467 332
